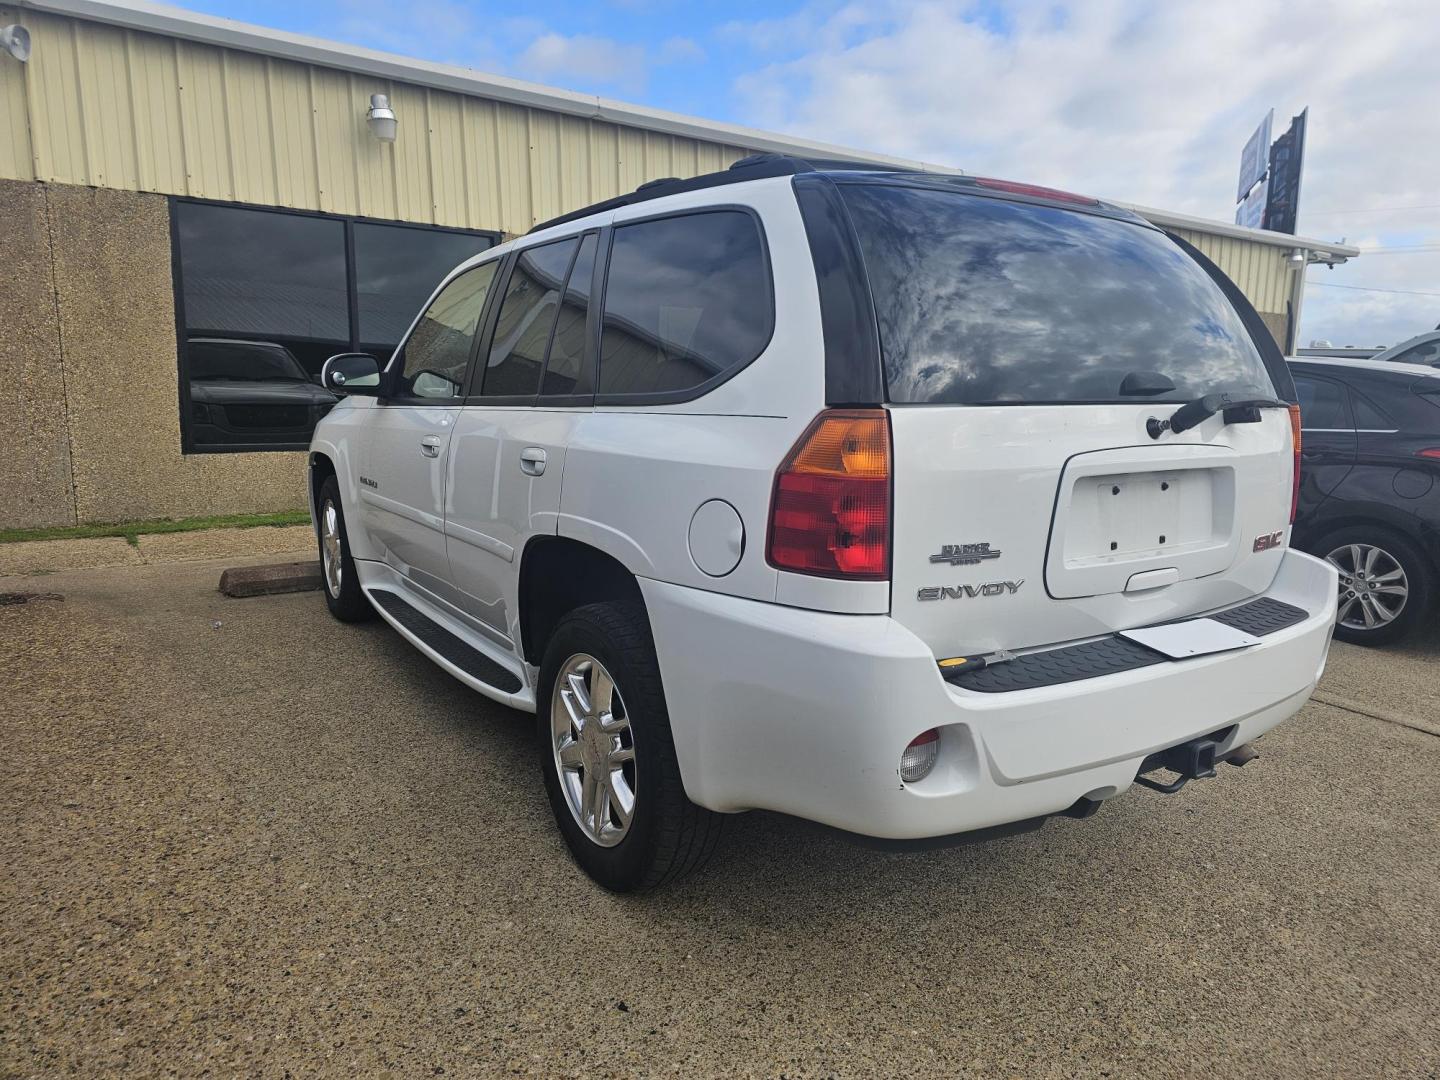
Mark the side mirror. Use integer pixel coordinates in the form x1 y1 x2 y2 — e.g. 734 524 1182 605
321 353 381 394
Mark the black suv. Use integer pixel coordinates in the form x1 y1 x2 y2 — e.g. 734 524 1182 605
1289 357 1440 644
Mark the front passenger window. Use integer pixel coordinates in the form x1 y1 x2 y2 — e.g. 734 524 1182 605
397 261 498 399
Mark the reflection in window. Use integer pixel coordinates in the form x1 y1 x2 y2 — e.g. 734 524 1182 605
599 212 772 397
1294 376 1350 429
355 223 493 357
399 262 499 399
841 183 1275 405
483 239 577 398
543 233 597 396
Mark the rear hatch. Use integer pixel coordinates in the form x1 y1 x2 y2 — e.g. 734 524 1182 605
838 181 1294 658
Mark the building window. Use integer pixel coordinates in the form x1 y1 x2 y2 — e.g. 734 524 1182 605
173 199 496 452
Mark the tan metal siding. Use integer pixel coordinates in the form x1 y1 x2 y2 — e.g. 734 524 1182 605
1174 226 1295 318
1 8 762 235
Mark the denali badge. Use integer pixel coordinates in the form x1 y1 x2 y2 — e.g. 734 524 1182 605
917 580 1024 601
1253 530 1285 552
929 542 1002 566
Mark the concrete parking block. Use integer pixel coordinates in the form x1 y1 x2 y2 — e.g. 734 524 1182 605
219 560 322 598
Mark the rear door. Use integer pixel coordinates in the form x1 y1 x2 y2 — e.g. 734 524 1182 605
1292 371 1358 510
444 231 599 641
358 262 498 588
838 182 1295 658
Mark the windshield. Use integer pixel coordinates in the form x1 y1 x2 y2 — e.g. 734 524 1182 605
189 341 308 382
841 183 1275 405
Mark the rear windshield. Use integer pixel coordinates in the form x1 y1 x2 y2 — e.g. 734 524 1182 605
841 183 1275 405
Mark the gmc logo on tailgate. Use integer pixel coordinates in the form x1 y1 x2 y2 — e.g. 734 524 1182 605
1253 530 1285 552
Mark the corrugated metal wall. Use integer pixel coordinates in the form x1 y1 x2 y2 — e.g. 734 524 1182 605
0 8 1300 317
0 7 753 235
1172 227 1298 317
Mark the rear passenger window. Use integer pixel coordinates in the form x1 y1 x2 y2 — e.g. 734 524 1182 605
1294 376 1351 429
1352 392 1394 430
598 211 772 398
397 261 497 399
482 238 577 398
542 233 597 397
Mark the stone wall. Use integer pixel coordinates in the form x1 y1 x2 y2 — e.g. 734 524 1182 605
0 179 307 529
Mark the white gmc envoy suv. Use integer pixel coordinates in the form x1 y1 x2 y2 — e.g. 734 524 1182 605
308 154 1338 891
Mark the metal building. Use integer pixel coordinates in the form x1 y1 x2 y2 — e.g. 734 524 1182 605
0 0 1359 529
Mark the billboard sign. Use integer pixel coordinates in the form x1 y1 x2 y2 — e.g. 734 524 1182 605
1265 108 1308 235
1235 178 1268 229
1237 109 1273 203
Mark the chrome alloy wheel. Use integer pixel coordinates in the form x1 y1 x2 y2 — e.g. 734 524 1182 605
1326 542 1408 631
550 654 637 848
320 500 343 598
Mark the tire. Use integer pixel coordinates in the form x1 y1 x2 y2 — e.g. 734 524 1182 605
538 602 723 892
1315 525 1433 646
315 475 374 623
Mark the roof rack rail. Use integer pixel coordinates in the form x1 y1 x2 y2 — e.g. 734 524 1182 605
528 153 917 234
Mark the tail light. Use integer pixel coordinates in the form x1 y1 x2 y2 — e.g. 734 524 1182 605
899 729 940 783
767 409 891 579
1288 403 1302 523
1417 448 1440 460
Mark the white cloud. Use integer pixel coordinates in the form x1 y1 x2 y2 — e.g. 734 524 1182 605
516 33 649 95
658 36 707 66
730 0 1440 345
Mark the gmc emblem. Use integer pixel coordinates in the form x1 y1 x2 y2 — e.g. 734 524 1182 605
1253 530 1285 552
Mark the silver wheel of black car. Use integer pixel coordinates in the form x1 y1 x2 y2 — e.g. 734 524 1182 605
1326 542 1408 631
550 653 637 848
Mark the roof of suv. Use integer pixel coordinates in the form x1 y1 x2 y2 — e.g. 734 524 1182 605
528 153 1150 235
1287 356 1440 382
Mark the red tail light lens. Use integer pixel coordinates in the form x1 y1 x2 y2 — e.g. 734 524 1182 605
1288 403 1302 523
1418 448 1440 460
767 409 891 579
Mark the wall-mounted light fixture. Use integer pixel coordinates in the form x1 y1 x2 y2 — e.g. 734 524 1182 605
366 93 397 142
1287 248 1306 267
1 24 31 62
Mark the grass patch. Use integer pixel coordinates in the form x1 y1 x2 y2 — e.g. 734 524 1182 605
0 509 310 545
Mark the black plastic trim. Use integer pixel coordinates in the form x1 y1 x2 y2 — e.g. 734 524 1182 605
792 174 885 406
369 589 523 693
947 596 1310 693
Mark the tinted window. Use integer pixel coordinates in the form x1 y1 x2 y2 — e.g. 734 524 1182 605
355 223 493 355
543 233 597 396
189 341 309 382
1294 376 1350 429
599 211 771 397
482 239 577 398
399 262 497 399
1392 339 1440 367
1352 391 1394 429
841 184 1275 405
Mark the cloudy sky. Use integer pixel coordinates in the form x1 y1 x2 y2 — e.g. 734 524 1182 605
177 0 1440 348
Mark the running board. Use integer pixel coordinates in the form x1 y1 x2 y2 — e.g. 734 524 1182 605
367 588 524 695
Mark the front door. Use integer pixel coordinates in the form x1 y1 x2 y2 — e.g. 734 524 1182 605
358 260 501 592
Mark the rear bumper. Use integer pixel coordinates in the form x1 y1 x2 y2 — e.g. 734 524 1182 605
641 548 1337 840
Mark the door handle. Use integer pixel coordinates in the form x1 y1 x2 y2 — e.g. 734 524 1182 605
519 447 547 476
420 435 442 458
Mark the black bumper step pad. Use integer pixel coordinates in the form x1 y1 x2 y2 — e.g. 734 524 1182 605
369 589 523 693
948 596 1310 694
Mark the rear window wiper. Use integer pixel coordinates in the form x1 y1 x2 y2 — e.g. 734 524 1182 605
1148 392 1288 439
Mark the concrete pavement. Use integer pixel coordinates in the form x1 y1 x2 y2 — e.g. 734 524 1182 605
1 558 1436 1078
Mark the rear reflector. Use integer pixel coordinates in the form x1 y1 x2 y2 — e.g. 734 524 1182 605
767 409 891 579
1288 403 1303 523
900 729 940 783
972 176 1099 206
1418 448 1440 460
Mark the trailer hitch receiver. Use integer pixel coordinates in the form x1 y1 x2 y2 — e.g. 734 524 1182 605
1134 735 1220 794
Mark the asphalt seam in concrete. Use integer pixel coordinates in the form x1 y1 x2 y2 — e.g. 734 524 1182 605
1311 691 1440 739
